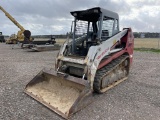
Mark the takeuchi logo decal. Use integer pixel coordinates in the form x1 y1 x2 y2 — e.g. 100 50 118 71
96 47 109 60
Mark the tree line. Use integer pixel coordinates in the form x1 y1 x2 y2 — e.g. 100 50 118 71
33 32 160 39
4 32 160 39
134 32 160 38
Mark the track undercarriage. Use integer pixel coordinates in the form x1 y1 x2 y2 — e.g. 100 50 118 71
94 55 129 93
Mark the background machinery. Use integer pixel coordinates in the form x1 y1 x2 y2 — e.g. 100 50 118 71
5 34 17 44
25 7 134 119
23 35 60 51
0 6 32 44
0 6 60 51
0 32 5 42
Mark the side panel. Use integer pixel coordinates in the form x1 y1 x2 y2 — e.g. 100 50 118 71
87 29 128 88
121 28 134 66
98 28 134 69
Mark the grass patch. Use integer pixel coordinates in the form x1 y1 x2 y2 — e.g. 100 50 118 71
134 48 160 53
134 38 160 49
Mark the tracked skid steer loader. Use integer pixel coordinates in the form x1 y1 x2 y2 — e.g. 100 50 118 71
24 7 134 119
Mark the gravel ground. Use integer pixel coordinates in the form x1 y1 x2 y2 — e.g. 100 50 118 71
0 43 160 120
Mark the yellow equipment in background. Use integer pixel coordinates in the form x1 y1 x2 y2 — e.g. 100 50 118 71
0 6 32 44
5 34 17 44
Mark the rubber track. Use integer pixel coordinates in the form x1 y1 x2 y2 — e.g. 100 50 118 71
93 55 129 93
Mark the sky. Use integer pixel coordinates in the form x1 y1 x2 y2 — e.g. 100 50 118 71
0 0 160 35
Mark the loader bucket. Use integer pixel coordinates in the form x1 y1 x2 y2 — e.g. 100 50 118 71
24 68 93 119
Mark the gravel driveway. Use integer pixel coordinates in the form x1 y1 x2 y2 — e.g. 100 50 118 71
0 43 160 120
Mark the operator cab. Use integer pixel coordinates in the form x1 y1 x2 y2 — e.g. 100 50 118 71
67 7 119 56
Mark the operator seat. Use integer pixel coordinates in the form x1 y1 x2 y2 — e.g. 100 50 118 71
87 33 98 48
101 30 109 40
